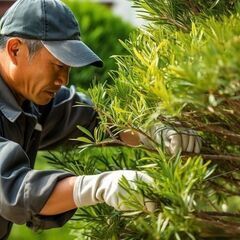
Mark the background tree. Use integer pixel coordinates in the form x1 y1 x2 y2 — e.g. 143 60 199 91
49 0 240 239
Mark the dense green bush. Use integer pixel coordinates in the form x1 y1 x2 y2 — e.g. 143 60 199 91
51 0 240 239
63 0 134 89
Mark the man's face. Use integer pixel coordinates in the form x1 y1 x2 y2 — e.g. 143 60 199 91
11 41 71 105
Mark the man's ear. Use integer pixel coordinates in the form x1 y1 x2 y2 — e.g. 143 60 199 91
6 38 23 65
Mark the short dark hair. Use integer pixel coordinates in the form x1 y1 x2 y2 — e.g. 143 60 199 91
0 35 9 49
0 35 43 57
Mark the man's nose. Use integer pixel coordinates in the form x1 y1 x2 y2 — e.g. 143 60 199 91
54 77 69 86
54 71 70 86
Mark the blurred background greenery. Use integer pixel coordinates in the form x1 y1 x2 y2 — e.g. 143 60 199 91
8 0 134 239
9 226 72 240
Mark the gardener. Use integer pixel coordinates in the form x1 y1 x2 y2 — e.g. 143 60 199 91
0 0 201 239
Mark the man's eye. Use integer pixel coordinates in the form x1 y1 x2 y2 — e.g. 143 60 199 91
56 64 64 68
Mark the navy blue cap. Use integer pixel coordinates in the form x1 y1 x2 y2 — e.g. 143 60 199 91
0 0 103 68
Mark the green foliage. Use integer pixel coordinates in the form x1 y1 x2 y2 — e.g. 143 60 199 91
94 17 240 111
49 0 240 239
89 3 240 155
49 147 213 239
133 0 240 31
62 0 134 89
9 224 72 240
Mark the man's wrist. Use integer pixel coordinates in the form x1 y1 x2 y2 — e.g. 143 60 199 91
119 130 141 146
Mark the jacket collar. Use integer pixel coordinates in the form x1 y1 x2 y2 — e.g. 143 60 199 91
0 76 23 122
0 76 42 122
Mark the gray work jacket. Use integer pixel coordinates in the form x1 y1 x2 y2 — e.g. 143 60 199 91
0 76 98 239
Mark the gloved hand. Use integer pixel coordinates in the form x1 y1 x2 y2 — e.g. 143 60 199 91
73 170 156 212
140 124 202 155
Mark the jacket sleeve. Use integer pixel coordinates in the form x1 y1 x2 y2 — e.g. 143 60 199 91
39 85 98 150
0 137 76 230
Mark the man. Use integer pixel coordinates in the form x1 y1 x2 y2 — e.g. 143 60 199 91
0 0 201 238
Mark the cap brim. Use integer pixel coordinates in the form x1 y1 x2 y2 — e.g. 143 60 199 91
42 40 103 68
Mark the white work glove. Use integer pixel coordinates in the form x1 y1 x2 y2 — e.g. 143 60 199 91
140 124 202 155
73 170 156 212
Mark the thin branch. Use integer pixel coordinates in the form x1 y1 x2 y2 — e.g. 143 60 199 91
201 154 240 162
78 139 158 153
159 16 190 32
187 0 201 14
194 215 240 237
195 211 240 218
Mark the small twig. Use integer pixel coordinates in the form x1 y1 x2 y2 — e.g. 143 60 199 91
201 196 220 212
205 168 240 181
78 139 159 154
201 154 240 162
194 214 240 236
195 211 240 218
159 16 190 32
187 0 201 14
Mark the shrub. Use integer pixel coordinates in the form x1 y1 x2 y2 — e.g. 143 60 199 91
50 0 240 239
